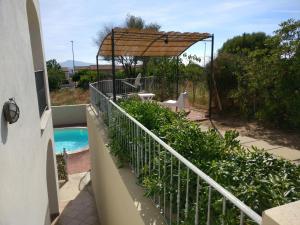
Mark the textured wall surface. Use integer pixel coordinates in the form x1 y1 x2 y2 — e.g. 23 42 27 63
0 0 59 224
52 104 87 126
262 200 300 225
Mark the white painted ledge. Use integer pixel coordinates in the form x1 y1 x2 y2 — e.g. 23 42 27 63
40 109 51 132
262 200 300 225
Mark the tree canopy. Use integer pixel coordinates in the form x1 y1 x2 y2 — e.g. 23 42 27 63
219 32 270 55
213 18 300 128
46 59 62 71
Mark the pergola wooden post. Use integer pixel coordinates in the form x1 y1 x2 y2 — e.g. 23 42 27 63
209 34 214 118
111 29 116 102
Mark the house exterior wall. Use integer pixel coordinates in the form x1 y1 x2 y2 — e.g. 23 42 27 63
0 0 59 224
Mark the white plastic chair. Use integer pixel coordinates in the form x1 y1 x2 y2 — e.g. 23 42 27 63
163 91 188 111
134 73 142 89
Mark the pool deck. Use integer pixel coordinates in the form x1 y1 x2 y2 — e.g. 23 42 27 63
66 149 91 174
54 126 91 174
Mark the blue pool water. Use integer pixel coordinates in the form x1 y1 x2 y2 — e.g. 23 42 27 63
54 128 88 154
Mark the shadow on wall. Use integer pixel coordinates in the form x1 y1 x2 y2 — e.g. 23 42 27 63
47 140 59 222
119 166 166 225
44 205 51 225
1 109 8 144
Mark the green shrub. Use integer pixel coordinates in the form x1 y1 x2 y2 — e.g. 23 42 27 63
110 99 300 224
48 72 65 90
72 72 81 82
56 153 68 181
78 75 91 89
73 69 98 84
46 59 65 91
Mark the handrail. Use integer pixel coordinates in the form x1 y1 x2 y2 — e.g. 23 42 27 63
121 80 137 89
90 83 262 224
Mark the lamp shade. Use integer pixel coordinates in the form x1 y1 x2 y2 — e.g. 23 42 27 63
3 98 20 124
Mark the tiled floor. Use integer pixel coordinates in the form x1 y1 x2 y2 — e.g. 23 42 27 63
55 173 100 225
67 150 91 174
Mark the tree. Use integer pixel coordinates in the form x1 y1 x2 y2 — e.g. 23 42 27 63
213 32 271 113
46 59 65 91
46 59 62 71
181 54 205 104
95 14 161 77
250 18 300 127
219 32 270 55
213 19 300 128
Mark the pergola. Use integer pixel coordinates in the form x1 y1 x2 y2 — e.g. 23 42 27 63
96 28 215 117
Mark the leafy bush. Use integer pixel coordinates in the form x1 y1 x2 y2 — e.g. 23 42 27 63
74 69 113 81
48 73 65 90
78 75 91 89
72 72 81 82
46 59 66 91
111 99 300 224
56 153 68 181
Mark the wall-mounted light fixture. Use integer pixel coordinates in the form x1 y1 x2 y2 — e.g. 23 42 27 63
3 98 20 124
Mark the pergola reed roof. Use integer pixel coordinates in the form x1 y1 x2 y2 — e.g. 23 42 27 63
98 28 211 57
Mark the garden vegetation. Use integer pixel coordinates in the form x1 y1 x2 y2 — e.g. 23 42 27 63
46 59 66 90
213 19 300 128
109 98 300 224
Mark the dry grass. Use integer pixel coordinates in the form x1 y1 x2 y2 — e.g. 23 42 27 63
50 88 89 106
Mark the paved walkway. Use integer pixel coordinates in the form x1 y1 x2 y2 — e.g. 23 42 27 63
54 173 101 225
181 108 300 165
198 123 300 164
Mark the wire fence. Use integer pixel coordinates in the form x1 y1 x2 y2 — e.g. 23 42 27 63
96 75 209 109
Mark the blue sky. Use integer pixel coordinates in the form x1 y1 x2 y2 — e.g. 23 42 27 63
40 0 300 64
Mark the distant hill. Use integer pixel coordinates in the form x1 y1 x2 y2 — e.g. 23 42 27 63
60 60 92 68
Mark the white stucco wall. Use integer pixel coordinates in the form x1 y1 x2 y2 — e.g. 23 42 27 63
52 104 87 127
0 0 59 224
262 200 300 225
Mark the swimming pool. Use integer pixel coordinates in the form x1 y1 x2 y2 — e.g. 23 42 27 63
54 128 88 154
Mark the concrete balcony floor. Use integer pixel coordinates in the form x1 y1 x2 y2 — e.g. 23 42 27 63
53 173 101 225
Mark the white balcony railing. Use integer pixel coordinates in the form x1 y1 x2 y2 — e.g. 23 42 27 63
89 81 262 225
94 76 157 99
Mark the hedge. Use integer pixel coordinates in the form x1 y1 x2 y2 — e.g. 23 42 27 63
109 99 300 224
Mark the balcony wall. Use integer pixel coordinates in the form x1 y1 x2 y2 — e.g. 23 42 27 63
52 104 87 127
86 105 166 225
262 201 300 225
